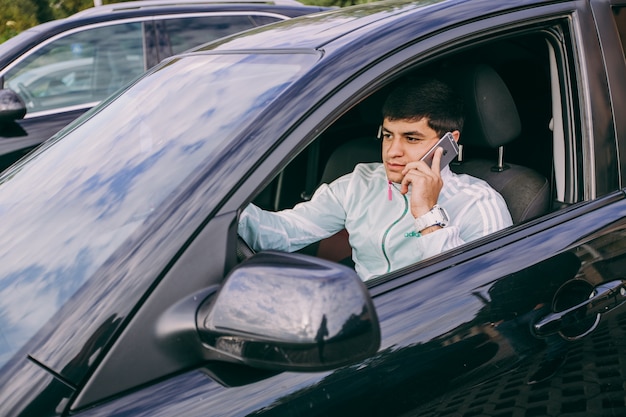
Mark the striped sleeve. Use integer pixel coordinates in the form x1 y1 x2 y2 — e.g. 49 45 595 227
440 171 513 243
238 183 347 252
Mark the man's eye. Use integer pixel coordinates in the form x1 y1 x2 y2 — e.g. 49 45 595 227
381 133 392 140
406 137 420 142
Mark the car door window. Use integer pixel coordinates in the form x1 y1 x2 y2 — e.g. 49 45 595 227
239 21 584 282
158 15 279 58
4 22 145 114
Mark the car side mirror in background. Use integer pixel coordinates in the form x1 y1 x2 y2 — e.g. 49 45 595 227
156 251 380 376
0 89 26 123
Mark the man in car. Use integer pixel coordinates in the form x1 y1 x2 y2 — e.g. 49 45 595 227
238 77 513 281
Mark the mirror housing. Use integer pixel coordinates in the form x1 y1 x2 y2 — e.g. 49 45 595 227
198 251 380 372
0 89 26 123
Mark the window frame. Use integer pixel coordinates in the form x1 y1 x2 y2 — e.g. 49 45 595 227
223 5 595 290
592 0 626 190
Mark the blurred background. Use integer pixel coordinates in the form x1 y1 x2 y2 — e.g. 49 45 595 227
1 0 361 43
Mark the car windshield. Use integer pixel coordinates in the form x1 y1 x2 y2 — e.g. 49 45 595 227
0 51 316 368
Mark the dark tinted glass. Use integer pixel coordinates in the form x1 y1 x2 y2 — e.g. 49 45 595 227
163 15 262 55
250 15 283 26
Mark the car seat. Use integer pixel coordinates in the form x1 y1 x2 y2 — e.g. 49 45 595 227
315 137 380 263
444 63 551 224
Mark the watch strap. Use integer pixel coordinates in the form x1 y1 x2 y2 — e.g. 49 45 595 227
414 204 449 232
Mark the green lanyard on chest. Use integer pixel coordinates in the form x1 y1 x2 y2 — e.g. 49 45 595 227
381 182 409 273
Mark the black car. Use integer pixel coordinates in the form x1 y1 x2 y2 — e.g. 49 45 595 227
0 0 328 171
2 0 626 415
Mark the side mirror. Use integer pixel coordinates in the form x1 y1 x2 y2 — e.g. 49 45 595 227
156 251 380 374
199 251 380 371
0 89 26 123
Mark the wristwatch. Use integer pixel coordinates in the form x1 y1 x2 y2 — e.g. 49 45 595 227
414 204 449 232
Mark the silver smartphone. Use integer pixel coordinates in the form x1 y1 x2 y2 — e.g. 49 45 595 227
420 132 459 168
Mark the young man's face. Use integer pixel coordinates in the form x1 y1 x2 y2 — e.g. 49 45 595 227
381 117 445 183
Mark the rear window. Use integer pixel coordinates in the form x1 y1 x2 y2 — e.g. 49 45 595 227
160 14 281 56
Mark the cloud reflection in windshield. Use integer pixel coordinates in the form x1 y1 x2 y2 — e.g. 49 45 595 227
0 52 315 369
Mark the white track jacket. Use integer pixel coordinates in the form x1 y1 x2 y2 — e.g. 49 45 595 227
238 163 512 281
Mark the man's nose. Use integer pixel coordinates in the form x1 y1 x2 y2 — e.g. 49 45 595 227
387 137 404 156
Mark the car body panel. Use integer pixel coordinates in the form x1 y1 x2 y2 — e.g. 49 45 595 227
73 194 626 416
1 0 626 415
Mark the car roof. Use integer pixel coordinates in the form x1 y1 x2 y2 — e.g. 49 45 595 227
192 0 554 53
192 0 439 51
72 0 307 18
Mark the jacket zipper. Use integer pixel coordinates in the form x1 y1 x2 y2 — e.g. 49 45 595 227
381 184 409 273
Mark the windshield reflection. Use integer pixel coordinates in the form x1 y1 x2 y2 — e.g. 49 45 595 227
0 52 316 369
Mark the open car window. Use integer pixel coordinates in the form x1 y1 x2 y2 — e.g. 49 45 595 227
239 18 583 282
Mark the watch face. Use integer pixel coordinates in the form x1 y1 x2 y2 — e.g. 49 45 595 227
436 206 449 227
438 207 449 225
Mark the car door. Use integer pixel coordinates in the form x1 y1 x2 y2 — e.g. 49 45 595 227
213 1 626 414
68 202 626 416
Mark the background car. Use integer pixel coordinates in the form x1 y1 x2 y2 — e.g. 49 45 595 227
0 0 329 171
1 0 626 416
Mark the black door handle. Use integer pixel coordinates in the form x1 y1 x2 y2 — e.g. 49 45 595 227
533 280 626 339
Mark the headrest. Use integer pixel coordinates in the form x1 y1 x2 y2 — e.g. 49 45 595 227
320 137 380 184
444 64 521 149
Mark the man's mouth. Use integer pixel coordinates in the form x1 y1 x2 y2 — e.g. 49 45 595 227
385 161 405 171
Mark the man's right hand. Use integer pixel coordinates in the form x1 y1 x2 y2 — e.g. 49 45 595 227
400 146 444 219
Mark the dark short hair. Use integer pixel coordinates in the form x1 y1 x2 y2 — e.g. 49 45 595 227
381 77 464 136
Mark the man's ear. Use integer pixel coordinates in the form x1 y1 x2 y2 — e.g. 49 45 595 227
451 130 461 143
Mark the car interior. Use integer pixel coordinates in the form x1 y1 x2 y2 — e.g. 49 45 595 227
245 25 574 269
